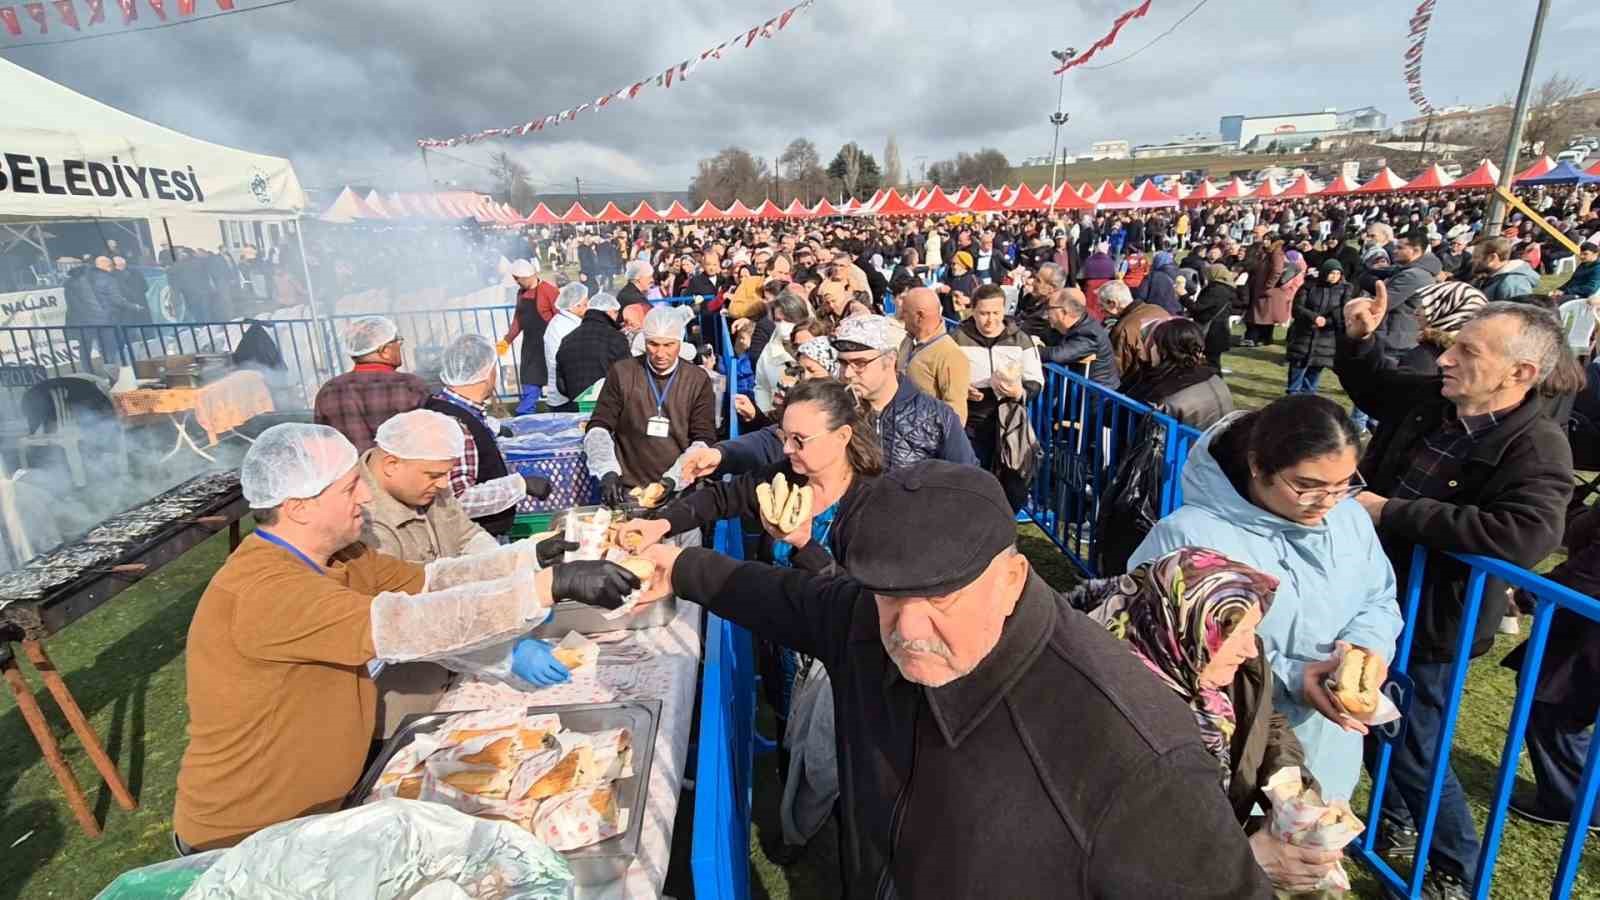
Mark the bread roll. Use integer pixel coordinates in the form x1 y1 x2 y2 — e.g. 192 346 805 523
620 556 656 584
459 736 516 768
526 746 594 800
441 768 509 798
1333 648 1381 717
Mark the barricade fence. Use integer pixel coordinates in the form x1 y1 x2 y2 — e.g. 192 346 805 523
1027 364 1600 899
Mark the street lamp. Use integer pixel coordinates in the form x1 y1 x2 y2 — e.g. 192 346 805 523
1048 47 1076 211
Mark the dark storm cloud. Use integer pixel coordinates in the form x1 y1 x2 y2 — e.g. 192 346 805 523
3 0 1590 199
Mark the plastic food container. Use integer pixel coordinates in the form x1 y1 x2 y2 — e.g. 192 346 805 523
346 700 661 886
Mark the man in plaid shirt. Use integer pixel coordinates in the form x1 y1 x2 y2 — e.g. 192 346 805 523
313 316 430 453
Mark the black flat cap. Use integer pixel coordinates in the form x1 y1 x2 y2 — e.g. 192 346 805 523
840 461 1016 597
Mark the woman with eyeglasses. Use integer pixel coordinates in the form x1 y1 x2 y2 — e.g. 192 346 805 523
1126 393 1403 804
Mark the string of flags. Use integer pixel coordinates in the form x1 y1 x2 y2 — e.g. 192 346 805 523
0 0 246 39
1051 0 1153 74
417 0 814 149
1403 0 1437 116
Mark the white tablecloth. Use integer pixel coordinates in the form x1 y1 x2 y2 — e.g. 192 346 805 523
435 598 704 899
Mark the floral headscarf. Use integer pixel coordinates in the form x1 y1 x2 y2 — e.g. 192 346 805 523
1069 547 1279 788
796 337 839 377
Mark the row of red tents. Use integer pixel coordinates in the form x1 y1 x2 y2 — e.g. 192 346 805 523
321 156 1598 226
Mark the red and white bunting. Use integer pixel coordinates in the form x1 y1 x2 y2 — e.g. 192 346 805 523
1 0 250 41
1403 0 1436 116
1051 0 1152 75
418 0 814 148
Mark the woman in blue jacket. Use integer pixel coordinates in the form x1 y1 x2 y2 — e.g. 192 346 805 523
1129 394 1402 801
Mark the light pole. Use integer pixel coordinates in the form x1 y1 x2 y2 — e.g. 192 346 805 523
1486 0 1552 236
1048 47 1075 212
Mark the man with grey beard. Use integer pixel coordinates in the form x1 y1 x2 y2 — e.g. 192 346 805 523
633 461 1269 899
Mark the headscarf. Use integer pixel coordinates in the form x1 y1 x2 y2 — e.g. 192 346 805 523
1069 547 1279 787
1319 259 1344 278
1206 263 1235 287
1412 280 1487 337
796 337 839 377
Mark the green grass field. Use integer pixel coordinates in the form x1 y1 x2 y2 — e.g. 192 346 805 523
2 309 1596 898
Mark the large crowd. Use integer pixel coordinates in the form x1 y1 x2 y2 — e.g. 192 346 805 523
153 179 1600 899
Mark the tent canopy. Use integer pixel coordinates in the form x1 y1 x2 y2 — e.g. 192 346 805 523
1 56 306 220
1517 161 1600 186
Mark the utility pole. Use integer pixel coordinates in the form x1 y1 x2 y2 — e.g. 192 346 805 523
1486 0 1552 236
575 177 583 201
1048 46 1075 212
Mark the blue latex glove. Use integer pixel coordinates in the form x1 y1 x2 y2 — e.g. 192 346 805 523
510 638 570 687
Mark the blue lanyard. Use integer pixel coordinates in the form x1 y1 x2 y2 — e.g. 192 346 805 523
254 529 324 575
646 365 679 416
906 334 943 364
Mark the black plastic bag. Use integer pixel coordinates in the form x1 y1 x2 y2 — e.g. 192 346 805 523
1093 415 1167 576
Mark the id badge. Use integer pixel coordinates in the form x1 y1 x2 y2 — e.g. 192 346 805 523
647 415 671 438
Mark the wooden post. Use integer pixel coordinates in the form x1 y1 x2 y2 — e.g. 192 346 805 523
21 639 136 811
1 649 100 836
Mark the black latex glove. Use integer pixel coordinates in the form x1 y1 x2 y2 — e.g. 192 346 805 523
551 560 641 610
524 474 553 500
499 424 515 438
535 535 579 568
600 472 629 507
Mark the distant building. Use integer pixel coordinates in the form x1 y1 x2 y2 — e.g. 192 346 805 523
1088 140 1131 160
1220 110 1340 149
1395 104 1511 141
1130 136 1231 159
1241 130 1370 154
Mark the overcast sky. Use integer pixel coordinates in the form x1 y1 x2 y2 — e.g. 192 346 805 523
5 0 1597 199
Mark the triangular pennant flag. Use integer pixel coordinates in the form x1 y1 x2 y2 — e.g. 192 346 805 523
51 0 77 28
777 5 795 29
84 0 103 24
744 25 759 47
147 0 167 20
177 0 195 13
0 7 21 35
22 2 46 31
663 66 674 88
215 0 234 7
628 81 645 98
115 0 134 22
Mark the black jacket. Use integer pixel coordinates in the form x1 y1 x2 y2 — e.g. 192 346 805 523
1284 279 1350 368
1188 281 1237 362
617 282 648 310
670 553 1271 899
1334 336 1574 662
555 309 630 402
422 395 515 536
877 379 978 470
1122 366 1233 430
1042 314 1119 389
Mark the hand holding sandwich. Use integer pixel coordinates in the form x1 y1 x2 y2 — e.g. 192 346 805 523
1302 641 1388 733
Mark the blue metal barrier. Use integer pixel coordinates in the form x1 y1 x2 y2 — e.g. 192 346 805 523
1027 364 1600 898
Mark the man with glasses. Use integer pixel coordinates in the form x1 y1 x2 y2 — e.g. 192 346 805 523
314 315 431 453
1338 293 1576 900
1040 287 1119 389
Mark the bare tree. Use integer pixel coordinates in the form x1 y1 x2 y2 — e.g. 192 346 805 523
687 147 772 208
487 151 537 210
884 135 904 188
778 138 828 204
1523 72 1593 155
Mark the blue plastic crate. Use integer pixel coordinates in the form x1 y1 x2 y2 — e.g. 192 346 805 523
500 413 596 514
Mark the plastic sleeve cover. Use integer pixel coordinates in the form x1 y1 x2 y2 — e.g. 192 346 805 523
370 568 549 661
583 427 621 478
456 473 527 519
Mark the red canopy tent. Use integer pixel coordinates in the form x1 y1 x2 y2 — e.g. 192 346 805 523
753 199 785 219
919 189 963 215
954 186 975 206
591 201 631 223
1316 174 1360 196
1277 175 1322 198
661 200 694 221
1588 160 1600 177
965 186 1006 213
782 198 810 217
1447 161 1501 190
690 200 724 220
524 202 561 225
907 188 930 208
1513 156 1556 183
1213 178 1251 201
1005 184 1047 211
1114 180 1132 198
862 189 887 211
1101 181 1178 210
872 189 919 216
723 199 756 218
812 198 841 217
1047 182 1094 210
1401 165 1455 192
838 197 859 213
996 185 1019 205
1247 178 1283 200
1076 182 1092 198
629 201 661 221
1353 168 1408 194
558 202 595 224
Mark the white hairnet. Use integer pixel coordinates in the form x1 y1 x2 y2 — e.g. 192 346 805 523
509 259 536 278
588 292 620 312
241 423 359 508
630 330 699 359
374 410 466 462
344 316 399 357
642 305 692 341
555 281 589 311
440 333 498 387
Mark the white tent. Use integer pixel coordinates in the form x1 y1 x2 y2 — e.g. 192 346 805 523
0 56 306 220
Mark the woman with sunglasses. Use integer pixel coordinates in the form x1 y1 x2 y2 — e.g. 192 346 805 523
1127 393 1403 804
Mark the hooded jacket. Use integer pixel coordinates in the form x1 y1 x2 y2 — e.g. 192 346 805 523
1481 259 1541 301
1129 416 1402 799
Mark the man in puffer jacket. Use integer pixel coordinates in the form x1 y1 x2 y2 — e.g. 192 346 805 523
1474 237 1542 301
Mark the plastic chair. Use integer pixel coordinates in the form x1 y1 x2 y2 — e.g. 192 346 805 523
1555 256 1578 277
17 388 89 487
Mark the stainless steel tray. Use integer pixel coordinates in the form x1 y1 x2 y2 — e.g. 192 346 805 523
532 594 677 637
347 699 662 886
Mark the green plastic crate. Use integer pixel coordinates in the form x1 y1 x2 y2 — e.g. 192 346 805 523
575 379 603 413
508 511 555 540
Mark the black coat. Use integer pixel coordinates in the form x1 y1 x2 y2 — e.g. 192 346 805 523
1284 279 1350 368
1334 336 1574 663
554 309 630 402
616 282 648 310
671 553 1271 899
1502 507 1600 723
1042 313 1120 389
1188 281 1237 363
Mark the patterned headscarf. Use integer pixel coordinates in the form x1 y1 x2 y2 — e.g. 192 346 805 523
796 337 839 377
1069 548 1279 788
1411 280 1487 336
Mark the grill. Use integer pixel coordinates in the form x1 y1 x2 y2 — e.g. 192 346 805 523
0 470 246 640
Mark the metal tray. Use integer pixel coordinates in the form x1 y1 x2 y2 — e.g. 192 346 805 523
346 699 661 887
532 594 678 637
